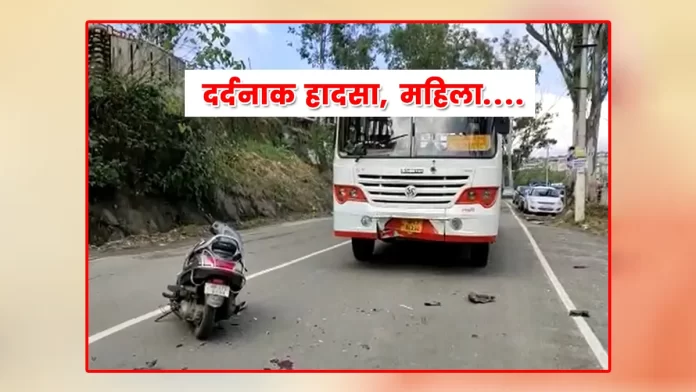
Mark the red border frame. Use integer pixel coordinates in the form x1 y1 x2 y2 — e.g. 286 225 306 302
85 19 612 374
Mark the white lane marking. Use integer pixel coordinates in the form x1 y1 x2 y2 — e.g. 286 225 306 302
88 240 350 345
504 201 608 370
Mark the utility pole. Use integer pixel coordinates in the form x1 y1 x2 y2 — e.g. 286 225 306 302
545 143 550 185
574 24 590 222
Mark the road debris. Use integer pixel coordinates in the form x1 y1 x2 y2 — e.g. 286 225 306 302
573 265 588 269
569 310 590 318
468 292 496 304
471 334 479 338
400 304 414 310
132 359 160 370
360 343 371 350
269 357 294 370
424 300 441 307
176 343 183 348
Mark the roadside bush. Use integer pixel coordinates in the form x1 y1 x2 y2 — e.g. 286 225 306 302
88 74 334 222
514 167 567 187
89 75 214 204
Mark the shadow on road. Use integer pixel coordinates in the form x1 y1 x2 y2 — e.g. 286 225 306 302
347 240 491 273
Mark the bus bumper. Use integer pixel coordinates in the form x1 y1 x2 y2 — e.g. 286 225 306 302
333 204 499 244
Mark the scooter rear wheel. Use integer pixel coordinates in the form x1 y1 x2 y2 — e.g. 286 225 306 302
193 305 216 340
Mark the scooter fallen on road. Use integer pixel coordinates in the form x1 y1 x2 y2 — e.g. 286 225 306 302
158 221 248 340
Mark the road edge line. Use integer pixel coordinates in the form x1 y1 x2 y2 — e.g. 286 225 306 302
88 240 350 345
504 201 609 370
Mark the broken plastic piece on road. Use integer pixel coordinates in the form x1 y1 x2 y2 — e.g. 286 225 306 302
468 292 496 304
569 309 590 318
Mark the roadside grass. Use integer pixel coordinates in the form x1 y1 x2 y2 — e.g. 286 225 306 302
214 138 332 214
554 203 609 236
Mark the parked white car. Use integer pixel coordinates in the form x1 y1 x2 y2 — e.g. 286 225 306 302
501 187 515 199
522 186 564 215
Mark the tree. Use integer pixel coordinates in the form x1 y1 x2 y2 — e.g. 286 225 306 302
525 23 608 200
493 30 543 83
123 23 246 71
491 29 545 185
287 24 381 70
510 102 556 171
380 24 555 180
287 23 557 182
538 137 558 153
381 24 498 70
329 24 381 69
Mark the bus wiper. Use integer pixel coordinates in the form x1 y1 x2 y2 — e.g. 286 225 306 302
355 134 409 162
355 149 367 162
381 134 408 146
351 142 367 163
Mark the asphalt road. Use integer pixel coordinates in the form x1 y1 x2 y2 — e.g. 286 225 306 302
87 206 608 370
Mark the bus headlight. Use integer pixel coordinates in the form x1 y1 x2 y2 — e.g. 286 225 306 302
361 216 372 227
450 218 463 231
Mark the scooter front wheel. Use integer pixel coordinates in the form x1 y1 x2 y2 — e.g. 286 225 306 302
193 305 216 340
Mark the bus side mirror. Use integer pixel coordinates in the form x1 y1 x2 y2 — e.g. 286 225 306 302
493 118 510 135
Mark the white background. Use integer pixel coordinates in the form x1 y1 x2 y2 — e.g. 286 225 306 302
184 70 536 118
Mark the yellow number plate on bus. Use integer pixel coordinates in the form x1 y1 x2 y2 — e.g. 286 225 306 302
447 135 491 151
399 219 423 234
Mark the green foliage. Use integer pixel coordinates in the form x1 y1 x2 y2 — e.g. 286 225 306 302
90 22 569 229
88 74 214 203
287 22 557 177
88 76 333 223
126 23 245 70
493 30 542 83
514 167 567 187
379 24 552 168
382 24 453 69
306 122 335 171
511 102 557 170
287 24 381 69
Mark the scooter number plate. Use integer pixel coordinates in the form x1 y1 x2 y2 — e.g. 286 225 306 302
204 283 230 297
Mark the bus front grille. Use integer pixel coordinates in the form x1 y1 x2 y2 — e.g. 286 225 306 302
357 174 469 205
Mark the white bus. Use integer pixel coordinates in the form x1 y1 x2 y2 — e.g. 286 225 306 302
332 116 510 267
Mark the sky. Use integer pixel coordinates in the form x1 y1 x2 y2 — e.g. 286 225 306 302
172 23 609 157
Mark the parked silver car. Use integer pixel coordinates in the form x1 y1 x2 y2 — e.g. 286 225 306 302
513 186 530 209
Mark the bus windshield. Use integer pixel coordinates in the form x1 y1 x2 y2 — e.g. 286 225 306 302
336 117 497 159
